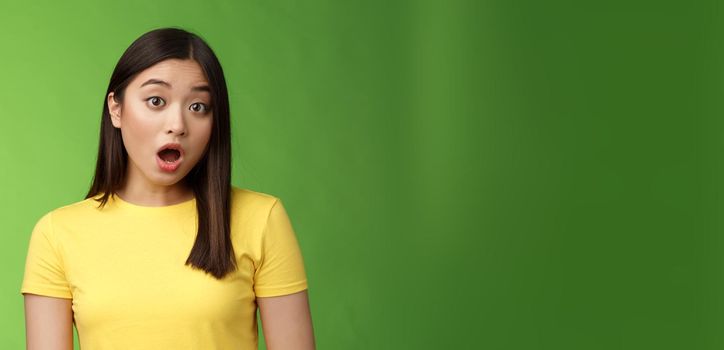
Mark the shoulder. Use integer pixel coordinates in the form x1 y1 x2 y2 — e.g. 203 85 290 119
37 197 99 224
229 186 286 249
230 186 280 214
26 197 98 245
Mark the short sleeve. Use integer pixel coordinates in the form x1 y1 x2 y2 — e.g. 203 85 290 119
253 199 308 297
20 212 72 299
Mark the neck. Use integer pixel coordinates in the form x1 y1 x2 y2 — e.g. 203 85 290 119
116 176 194 207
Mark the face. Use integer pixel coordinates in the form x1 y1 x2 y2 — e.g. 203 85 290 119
107 58 213 192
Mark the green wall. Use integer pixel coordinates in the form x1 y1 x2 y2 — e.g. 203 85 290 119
2 0 722 349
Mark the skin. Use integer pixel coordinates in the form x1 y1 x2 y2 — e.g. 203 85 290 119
24 58 315 349
109 58 213 206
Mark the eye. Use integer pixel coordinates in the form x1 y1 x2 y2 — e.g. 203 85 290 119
146 96 166 108
190 102 210 113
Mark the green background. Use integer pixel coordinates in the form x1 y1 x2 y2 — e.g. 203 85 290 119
1 0 721 349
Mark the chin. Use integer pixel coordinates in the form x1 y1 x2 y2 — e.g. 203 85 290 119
150 171 188 186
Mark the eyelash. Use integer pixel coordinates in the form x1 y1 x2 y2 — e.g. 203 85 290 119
145 96 211 114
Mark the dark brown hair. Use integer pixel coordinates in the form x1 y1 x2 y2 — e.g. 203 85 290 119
85 27 236 279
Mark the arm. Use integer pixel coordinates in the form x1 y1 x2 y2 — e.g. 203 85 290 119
258 290 315 350
23 293 73 350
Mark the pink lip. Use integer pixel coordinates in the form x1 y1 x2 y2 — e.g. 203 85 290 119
156 143 185 173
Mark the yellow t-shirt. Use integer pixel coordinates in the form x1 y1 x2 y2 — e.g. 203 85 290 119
20 186 308 349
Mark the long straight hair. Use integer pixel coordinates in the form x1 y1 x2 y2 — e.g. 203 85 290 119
85 27 236 280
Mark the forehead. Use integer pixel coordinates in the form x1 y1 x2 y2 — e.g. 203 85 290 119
131 59 208 88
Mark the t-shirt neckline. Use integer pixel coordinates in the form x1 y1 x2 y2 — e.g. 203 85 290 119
103 193 196 215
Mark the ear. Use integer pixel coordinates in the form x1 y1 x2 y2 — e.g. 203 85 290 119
107 92 122 128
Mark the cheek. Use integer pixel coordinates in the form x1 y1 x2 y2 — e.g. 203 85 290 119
194 119 213 143
189 120 213 160
120 109 156 157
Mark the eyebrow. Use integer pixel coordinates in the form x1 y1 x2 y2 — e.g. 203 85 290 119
140 78 211 93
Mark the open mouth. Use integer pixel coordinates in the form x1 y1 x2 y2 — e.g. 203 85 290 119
156 143 184 172
158 148 181 163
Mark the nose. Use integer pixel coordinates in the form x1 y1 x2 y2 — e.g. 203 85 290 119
166 110 187 136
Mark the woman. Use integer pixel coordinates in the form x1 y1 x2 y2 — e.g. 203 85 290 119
20 27 315 349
